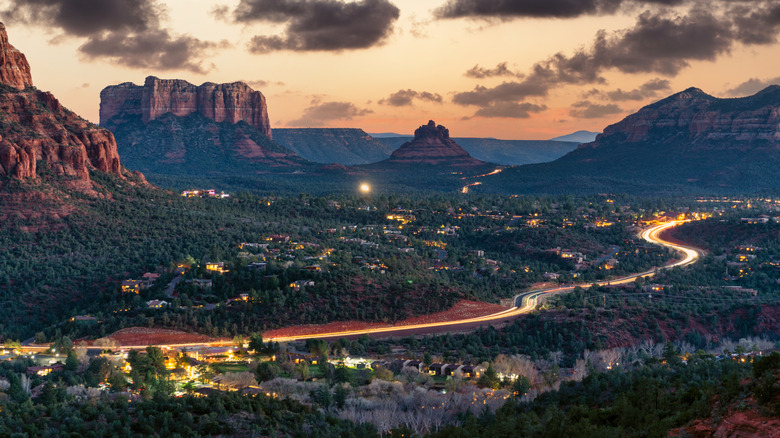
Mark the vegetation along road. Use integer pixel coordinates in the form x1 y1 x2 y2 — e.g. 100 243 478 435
263 220 703 342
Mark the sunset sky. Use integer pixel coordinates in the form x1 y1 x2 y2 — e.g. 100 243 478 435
2 0 780 139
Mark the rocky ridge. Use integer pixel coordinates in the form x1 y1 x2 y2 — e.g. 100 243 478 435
100 77 272 138
0 22 124 192
583 86 780 149
383 120 486 167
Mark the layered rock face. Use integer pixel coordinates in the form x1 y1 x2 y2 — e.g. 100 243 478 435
385 120 486 166
0 23 32 91
100 77 272 138
0 22 122 188
583 86 780 150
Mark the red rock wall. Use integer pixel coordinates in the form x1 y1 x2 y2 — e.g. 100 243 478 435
0 23 33 91
100 76 273 139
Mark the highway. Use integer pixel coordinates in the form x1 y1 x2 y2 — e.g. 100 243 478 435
7 221 701 352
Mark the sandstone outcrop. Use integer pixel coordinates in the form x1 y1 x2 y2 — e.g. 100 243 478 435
0 22 123 189
100 77 272 138
384 120 486 166
0 23 32 91
583 86 780 150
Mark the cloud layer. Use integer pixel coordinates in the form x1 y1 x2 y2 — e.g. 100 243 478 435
452 2 780 119
231 0 400 53
288 100 373 126
1 0 218 72
379 89 443 106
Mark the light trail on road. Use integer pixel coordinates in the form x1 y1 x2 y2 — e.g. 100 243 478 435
7 221 699 352
264 220 702 342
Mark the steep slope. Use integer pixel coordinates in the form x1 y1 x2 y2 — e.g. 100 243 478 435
0 22 128 196
375 136 577 165
273 128 395 165
107 113 310 176
484 86 780 194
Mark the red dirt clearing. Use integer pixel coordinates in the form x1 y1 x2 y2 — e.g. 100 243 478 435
264 299 507 339
79 327 217 347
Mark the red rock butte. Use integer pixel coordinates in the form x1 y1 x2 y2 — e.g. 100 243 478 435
385 120 486 167
100 77 273 139
0 22 123 189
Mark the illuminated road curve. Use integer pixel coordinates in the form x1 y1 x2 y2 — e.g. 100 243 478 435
264 220 702 342
8 221 700 352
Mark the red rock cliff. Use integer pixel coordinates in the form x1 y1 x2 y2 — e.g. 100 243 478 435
0 22 123 189
386 120 485 166
100 76 272 139
582 86 780 150
0 23 32 91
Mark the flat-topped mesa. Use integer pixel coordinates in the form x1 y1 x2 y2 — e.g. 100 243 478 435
0 23 33 90
386 120 485 166
100 76 272 139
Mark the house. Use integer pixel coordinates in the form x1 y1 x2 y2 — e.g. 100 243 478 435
289 280 315 291
205 262 228 273
146 300 168 308
266 234 290 243
190 279 213 289
429 363 449 376
741 217 770 224
69 315 97 323
404 360 424 372
141 272 161 287
247 262 267 270
121 280 142 294
26 364 64 377
543 272 560 280
445 365 464 377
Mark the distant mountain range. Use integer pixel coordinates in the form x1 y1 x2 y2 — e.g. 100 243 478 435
481 86 780 194
273 128 395 165
549 130 600 143
374 136 578 166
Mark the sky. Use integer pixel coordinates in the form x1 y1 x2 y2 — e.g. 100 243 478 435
2 0 780 139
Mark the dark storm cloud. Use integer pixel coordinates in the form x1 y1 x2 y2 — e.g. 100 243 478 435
731 2 780 45
586 78 671 101
379 89 443 106
452 8 749 117
725 77 780 97
472 102 547 118
1 0 219 72
288 101 373 126
464 62 521 79
1 0 159 36
434 0 686 20
231 0 400 53
569 101 623 118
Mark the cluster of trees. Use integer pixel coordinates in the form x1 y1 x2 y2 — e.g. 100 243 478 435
431 352 780 437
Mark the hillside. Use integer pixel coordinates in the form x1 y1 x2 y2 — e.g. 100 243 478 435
483 86 780 194
107 113 311 176
375 136 577 165
273 128 395 165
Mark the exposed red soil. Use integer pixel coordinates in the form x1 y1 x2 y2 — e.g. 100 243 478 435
669 399 780 438
264 299 507 339
78 327 218 347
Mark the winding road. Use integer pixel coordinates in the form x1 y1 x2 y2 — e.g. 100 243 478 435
8 221 702 352
264 220 702 342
